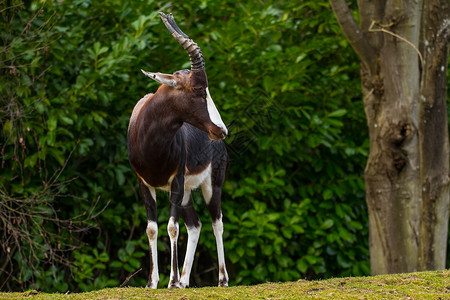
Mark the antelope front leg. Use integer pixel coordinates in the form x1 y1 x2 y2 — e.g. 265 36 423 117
167 212 181 288
146 219 159 289
167 175 184 289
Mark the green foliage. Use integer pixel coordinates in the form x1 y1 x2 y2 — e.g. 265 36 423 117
0 0 377 292
196 0 369 285
72 247 118 291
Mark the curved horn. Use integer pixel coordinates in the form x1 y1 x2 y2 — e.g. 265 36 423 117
159 12 205 71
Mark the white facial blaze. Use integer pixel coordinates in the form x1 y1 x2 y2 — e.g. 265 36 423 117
206 87 228 136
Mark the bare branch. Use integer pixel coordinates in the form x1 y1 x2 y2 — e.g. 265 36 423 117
369 20 424 68
120 268 142 287
330 0 376 74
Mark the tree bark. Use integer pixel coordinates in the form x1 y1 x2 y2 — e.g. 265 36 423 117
418 0 450 271
330 0 450 275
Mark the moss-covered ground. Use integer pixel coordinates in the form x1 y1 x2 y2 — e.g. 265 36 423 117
1 270 448 299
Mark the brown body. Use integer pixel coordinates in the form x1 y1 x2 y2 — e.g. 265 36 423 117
127 88 227 189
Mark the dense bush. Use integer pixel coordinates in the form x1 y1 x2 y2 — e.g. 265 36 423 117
2 0 375 292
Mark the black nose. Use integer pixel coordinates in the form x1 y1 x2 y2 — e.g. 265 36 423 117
221 128 228 139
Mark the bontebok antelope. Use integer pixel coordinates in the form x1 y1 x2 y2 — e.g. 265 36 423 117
127 12 229 289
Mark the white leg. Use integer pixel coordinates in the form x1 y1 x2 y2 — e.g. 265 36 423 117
141 184 159 289
180 190 202 288
167 216 181 288
203 178 229 287
213 215 229 287
201 175 213 205
180 223 201 288
146 220 159 289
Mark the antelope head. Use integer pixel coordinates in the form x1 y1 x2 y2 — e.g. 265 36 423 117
142 12 227 141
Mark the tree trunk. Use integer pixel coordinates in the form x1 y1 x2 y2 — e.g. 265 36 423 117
417 0 450 271
330 0 450 274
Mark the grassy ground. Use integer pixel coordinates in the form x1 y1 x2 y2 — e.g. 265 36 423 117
1 270 448 299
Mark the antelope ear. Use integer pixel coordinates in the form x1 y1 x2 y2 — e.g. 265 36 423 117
141 70 177 87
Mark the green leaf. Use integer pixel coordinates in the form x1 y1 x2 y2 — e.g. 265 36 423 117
118 248 127 262
125 243 135 255
110 261 122 269
339 227 353 241
236 246 245 258
322 189 333 200
116 169 125 186
128 257 140 269
47 118 57 131
321 219 334 230
297 259 308 273
328 109 347 118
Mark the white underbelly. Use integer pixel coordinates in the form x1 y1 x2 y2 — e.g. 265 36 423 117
143 164 211 192
184 164 211 191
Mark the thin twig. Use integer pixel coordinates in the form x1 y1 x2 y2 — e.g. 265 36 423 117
0 3 23 14
369 20 424 67
363 88 375 101
120 268 142 288
45 140 79 190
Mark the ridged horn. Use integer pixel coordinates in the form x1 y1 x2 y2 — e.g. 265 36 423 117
159 12 205 71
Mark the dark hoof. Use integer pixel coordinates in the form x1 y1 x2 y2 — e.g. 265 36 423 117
168 281 182 289
218 280 229 287
145 281 158 289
